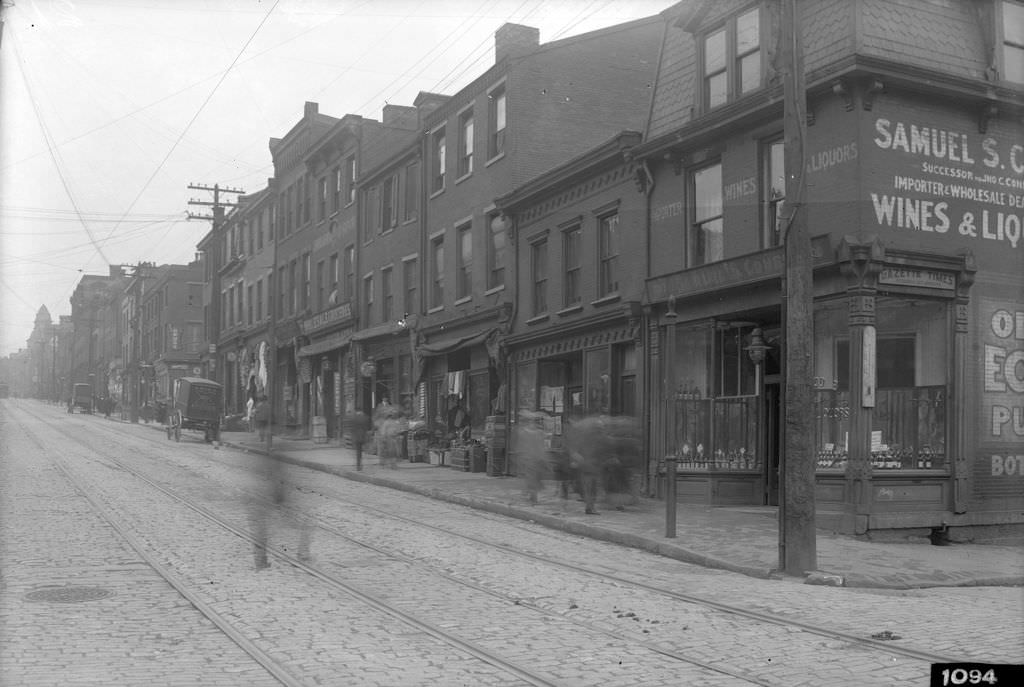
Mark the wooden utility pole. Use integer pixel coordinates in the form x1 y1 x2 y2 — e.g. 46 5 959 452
779 0 817 576
186 183 244 222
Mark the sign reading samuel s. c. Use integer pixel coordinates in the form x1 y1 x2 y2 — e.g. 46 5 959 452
869 118 1024 249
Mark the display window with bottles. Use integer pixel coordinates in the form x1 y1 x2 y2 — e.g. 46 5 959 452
813 297 948 472
664 321 763 472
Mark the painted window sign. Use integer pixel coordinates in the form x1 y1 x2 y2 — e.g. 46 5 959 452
983 303 1024 441
869 118 1024 248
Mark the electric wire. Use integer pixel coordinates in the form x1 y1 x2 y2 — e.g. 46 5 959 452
95 0 281 260
6 25 111 266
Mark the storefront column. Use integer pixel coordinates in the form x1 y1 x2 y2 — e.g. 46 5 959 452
839 238 884 535
952 257 977 513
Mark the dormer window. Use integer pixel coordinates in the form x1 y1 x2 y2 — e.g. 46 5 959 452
701 6 761 111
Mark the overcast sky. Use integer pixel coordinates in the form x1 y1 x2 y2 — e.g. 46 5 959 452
0 0 670 356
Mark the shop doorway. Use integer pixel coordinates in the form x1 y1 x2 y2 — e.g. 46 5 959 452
763 378 781 506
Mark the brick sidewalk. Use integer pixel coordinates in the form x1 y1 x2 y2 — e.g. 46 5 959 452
214 430 1024 589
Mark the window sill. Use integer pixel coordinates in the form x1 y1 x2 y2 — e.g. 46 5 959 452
429 187 445 200
454 171 473 185
427 305 444 314
485 152 505 167
484 285 504 296
454 295 472 306
526 314 549 325
557 304 583 317
590 294 620 308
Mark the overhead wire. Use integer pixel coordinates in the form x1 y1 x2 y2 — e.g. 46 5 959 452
6 23 111 266
95 0 282 260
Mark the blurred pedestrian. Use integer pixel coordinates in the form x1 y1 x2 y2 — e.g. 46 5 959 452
373 398 403 469
246 394 256 433
349 410 371 471
248 450 313 570
253 395 270 441
514 411 548 504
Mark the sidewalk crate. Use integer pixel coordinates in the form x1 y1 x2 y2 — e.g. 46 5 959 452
448 448 468 470
468 444 486 473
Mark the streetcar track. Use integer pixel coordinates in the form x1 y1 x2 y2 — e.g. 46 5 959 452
8 404 579 687
19 403 959 679
13 412 309 687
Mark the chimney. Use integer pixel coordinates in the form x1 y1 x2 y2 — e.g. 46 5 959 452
109 265 123 278
303 101 318 118
414 91 451 126
382 104 418 130
495 23 539 63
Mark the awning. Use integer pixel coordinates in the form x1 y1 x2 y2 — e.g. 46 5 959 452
417 327 496 356
298 331 352 357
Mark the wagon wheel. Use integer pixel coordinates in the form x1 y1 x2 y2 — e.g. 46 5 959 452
173 411 182 442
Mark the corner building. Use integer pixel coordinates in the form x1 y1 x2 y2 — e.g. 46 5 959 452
634 0 1023 540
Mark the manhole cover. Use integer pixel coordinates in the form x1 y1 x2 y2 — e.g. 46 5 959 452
25 586 113 603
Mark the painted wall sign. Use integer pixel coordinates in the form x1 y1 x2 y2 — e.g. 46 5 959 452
645 235 831 303
982 303 1024 441
878 268 955 290
301 302 353 334
806 142 858 174
869 118 1024 249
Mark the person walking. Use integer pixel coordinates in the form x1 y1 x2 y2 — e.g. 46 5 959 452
253 395 270 441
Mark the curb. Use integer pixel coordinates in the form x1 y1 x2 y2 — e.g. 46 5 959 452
221 439 1022 590
231 441 777 581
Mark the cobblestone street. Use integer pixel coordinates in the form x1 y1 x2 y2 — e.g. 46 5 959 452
2 400 1022 686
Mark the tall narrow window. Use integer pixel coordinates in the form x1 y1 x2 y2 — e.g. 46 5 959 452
403 258 418 316
288 259 297 315
302 176 310 224
332 166 341 212
1002 1 1024 82
692 163 723 266
456 221 472 300
302 253 311 312
486 213 505 290
343 245 355 300
316 260 325 310
431 127 446 193
404 161 420 221
531 237 548 316
246 221 253 255
363 274 374 326
365 185 380 238
382 175 397 230
329 253 339 304
598 212 619 297
345 155 357 205
256 278 263 321
735 7 761 95
563 223 582 307
430 235 444 308
457 108 474 177
318 177 327 221
278 266 286 318
246 284 253 325
488 84 507 158
382 266 394 322
763 139 786 248
703 28 727 109
256 211 264 250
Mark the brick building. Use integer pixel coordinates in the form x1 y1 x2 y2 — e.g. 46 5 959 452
630 0 1023 540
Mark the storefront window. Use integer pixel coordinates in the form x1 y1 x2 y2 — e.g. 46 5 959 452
814 297 948 471
668 324 710 467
